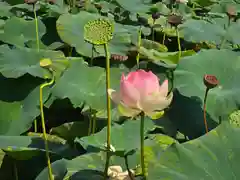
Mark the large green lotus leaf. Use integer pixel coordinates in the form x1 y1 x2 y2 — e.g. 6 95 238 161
56 11 133 57
226 20 240 45
0 45 68 79
179 19 226 44
115 0 152 13
139 39 168 52
0 2 13 17
0 16 46 47
190 0 218 7
0 133 76 160
0 75 50 135
210 1 240 14
147 122 240 179
174 49 240 123
50 118 107 142
36 151 137 180
139 47 196 68
75 118 155 156
207 17 240 46
50 121 90 142
51 59 124 111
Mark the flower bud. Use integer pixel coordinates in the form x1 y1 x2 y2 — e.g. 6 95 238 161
168 14 183 27
152 12 161 20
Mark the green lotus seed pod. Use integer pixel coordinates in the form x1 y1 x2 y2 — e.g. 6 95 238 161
84 18 113 45
229 110 240 128
40 58 53 68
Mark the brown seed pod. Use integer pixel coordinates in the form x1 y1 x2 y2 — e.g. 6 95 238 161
111 54 128 61
24 0 38 4
226 5 237 19
203 74 219 89
168 14 183 27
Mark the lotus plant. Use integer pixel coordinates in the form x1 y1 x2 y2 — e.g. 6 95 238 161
203 74 219 133
84 18 114 179
108 69 173 179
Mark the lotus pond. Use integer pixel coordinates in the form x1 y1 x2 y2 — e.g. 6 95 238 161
0 0 240 179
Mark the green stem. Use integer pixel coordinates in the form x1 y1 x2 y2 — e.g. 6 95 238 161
103 43 112 180
151 20 155 49
40 77 55 180
140 112 146 179
162 32 166 45
14 161 18 180
90 44 94 66
33 4 40 51
84 0 89 10
203 88 209 133
136 26 142 68
68 46 73 57
124 156 134 180
34 119 37 132
176 27 181 61
220 17 231 49
87 114 92 136
191 2 197 17
72 0 76 7
92 112 96 134
33 4 40 133
168 69 174 93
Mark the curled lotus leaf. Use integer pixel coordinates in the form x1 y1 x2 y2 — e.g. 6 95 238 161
84 18 113 45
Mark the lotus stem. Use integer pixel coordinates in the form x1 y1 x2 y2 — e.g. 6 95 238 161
88 109 96 136
33 4 40 51
162 33 166 45
203 88 209 133
176 27 181 61
124 155 134 180
87 113 92 136
136 26 142 68
140 111 146 179
40 76 55 180
151 29 154 49
168 69 174 93
151 20 155 49
90 44 94 66
103 43 112 180
92 112 96 134
14 161 18 180
34 118 37 132
33 4 40 133
68 46 73 57
220 16 231 49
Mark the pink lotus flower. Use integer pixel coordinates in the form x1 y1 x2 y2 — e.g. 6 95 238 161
108 70 173 117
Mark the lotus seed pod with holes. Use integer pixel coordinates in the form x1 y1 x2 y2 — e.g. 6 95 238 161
84 18 113 45
203 74 219 89
229 110 240 127
40 58 53 68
